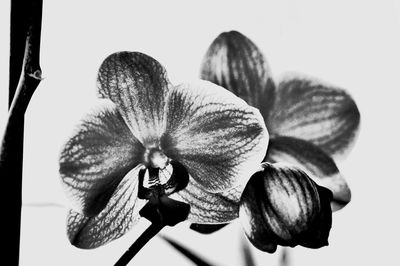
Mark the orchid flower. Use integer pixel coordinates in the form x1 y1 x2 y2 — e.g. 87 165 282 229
59 51 268 249
198 31 360 252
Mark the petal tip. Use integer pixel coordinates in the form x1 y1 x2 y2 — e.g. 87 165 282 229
216 30 247 40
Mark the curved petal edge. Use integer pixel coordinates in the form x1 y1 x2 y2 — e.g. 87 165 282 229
269 73 360 161
59 101 144 216
200 30 276 118
265 136 351 211
163 80 269 193
67 166 147 249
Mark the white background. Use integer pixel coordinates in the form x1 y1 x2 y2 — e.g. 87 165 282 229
1 0 399 265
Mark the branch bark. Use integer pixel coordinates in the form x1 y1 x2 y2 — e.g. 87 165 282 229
0 0 43 265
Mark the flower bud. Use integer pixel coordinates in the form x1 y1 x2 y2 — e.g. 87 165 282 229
239 163 332 253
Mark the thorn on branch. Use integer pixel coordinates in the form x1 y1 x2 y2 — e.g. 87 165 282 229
28 70 42 80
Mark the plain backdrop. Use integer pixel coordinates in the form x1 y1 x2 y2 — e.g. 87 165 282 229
1 0 399 265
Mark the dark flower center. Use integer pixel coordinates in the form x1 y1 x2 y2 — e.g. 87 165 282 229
139 148 189 199
138 148 190 227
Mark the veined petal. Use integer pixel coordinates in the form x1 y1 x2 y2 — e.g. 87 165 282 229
59 101 145 216
265 136 350 211
162 80 268 192
67 166 147 249
268 74 360 160
200 31 276 119
239 163 332 253
170 178 242 223
97 51 171 146
300 184 332 249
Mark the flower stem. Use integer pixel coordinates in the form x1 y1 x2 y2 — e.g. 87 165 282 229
161 236 215 266
115 169 190 265
114 222 164 266
1 1 43 265
241 236 255 266
279 248 290 266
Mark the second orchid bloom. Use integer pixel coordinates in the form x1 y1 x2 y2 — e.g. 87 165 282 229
200 31 360 252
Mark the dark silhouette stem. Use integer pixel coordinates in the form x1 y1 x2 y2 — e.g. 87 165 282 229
161 236 215 266
115 167 190 265
280 248 290 266
241 237 255 266
1 0 43 265
114 223 164 266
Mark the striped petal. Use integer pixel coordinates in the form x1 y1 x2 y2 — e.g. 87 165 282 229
268 74 360 160
97 51 171 146
265 136 350 211
162 80 269 192
67 166 147 249
170 178 242 223
59 102 145 216
239 163 332 253
200 31 276 120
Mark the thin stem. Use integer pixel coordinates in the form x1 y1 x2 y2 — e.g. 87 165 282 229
279 248 290 266
160 236 215 266
1 1 43 265
115 164 190 265
114 223 164 266
241 237 255 266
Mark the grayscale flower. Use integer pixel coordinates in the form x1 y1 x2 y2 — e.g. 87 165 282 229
59 51 268 249
199 31 360 252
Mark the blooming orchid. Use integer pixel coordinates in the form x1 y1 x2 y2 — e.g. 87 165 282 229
197 31 360 252
59 51 269 249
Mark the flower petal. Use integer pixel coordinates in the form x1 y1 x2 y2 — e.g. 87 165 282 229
162 80 268 192
67 166 147 249
300 185 332 249
200 31 276 119
170 178 242 223
265 136 350 211
239 163 332 253
268 74 360 160
59 102 145 216
97 51 171 145
189 223 229 234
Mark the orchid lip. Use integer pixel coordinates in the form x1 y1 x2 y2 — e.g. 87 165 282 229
138 145 190 200
140 147 181 197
